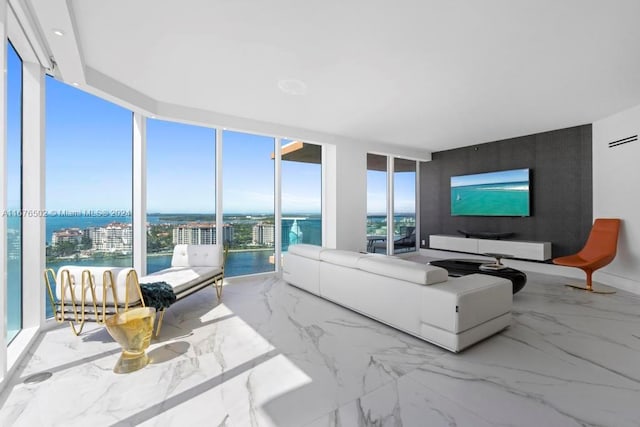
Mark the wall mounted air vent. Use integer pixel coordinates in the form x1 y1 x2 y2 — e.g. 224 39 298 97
608 135 637 148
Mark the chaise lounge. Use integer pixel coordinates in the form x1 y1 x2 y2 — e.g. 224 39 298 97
44 244 226 335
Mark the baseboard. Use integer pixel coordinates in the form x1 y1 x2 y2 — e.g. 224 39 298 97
225 271 278 284
594 271 640 295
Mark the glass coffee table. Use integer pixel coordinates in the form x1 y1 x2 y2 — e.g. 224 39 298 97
430 256 527 294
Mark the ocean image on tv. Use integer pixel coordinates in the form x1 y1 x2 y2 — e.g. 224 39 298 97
451 169 530 216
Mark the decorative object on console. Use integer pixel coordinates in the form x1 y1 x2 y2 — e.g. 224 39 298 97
457 229 514 240
552 218 621 294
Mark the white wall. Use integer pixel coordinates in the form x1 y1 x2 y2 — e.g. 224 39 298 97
324 144 368 251
593 104 640 293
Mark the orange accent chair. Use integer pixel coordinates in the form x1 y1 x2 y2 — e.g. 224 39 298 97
553 218 621 293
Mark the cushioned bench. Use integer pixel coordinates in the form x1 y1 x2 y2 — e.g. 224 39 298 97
44 244 225 335
283 244 512 352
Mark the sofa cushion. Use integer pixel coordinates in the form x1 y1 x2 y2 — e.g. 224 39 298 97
288 244 325 260
320 249 371 268
356 256 448 285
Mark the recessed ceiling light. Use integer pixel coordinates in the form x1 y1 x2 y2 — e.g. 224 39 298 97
278 79 307 96
71 82 79 86
52 29 65 37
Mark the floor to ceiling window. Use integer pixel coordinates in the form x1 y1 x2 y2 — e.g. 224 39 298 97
45 77 133 318
366 154 388 254
6 41 23 342
223 130 275 276
281 140 322 253
367 154 418 254
393 157 417 254
146 119 216 274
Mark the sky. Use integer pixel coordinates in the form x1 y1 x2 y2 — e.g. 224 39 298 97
367 170 417 215
43 77 322 214
37 75 412 215
7 42 22 210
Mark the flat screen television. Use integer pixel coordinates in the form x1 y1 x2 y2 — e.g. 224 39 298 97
451 168 530 216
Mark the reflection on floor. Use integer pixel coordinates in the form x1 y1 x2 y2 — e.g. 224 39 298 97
1 269 640 426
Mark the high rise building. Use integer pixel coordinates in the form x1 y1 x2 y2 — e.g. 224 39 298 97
51 228 83 246
86 222 132 253
173 222 234 245
252 222 275 246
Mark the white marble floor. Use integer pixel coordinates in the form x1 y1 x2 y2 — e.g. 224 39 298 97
1 269 640 427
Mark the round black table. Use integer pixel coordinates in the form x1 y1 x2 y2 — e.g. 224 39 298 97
429 258 527 294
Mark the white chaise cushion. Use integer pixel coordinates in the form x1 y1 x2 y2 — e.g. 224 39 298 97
171 244 223 268
288 244 325 260
356 256 448 285
319 249 371 268
55 266 141 305
140 266 222 295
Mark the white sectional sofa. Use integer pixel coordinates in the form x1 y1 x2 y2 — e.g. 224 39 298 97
283 244 512 352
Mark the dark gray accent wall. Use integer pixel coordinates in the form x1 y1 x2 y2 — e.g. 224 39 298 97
420 124 592 259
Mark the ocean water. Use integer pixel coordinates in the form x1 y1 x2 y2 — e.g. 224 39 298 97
41 215 294 319
451 182 529 216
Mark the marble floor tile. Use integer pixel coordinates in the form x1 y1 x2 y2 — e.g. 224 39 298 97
1 270 639 426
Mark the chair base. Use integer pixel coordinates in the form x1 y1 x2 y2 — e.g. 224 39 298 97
565 283 616 294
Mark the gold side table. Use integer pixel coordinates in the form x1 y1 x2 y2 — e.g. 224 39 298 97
105 307 156 374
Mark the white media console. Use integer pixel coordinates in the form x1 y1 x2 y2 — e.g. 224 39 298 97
429 234 552 261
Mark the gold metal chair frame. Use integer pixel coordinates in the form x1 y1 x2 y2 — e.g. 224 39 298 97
44 245 227 337
44 269 145 336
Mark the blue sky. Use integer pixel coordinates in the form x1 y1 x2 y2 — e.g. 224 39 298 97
147 119 216 213
44 77 322 214
7 42 22 210
46 77 133 211
367 169 416 215
42 76 413 215
451 168 529 188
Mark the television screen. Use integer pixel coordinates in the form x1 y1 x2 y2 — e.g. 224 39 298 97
451 168 530 216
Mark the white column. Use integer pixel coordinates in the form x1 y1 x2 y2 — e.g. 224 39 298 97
274 138 282 271
414 160 420 251
387 156 394 255
216 128 223 246
132 113 147 275
322 144 366 251
21 61 45 329
321 145 329 248
322 144 337 249
0 0 8 379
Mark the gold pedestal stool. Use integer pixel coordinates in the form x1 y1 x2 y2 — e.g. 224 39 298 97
105 307 156 374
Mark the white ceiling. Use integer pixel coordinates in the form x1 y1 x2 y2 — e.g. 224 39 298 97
27 0 640 152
